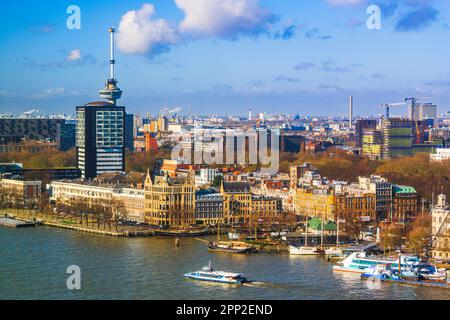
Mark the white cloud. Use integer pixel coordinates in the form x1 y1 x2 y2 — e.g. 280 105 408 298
32 87 65 99
175 0 274 38
0 90 16 97
117 3 180 55
67 49 82 61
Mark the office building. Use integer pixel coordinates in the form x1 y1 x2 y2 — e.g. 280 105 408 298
408 103 437 122
56 121 76 151
362 130 383 160
381 118 414 159
355 119 377 149
144 172 196 227
0 118 64 145
76 102 125 180
392 185 418 222
358 176 392 220
0 178 42 205
195 193 224 225
125 113 134 152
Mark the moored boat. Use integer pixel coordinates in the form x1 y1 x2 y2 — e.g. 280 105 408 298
208 241 254 254
184 262 248 284
289 245 325 256
324 247 343 256
333 252 421 274
154 229 209 237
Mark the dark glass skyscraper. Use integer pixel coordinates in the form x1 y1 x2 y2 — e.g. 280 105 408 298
124 113 134 152
76 102 125 180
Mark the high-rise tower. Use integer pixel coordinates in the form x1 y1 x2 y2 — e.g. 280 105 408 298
99 27 122 105
76 28 125 180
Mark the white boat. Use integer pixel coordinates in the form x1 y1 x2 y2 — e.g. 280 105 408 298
324 247 343 256
333 252 421 274
184 262 248 284
289 245 324 255
228 232 240 240
403 263 448 281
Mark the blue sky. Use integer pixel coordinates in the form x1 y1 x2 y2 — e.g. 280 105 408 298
1 0 450 117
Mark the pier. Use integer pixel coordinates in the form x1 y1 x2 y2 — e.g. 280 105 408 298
363 277 450 290
0 217 36 228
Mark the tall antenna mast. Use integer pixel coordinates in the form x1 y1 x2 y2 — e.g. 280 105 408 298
110 27 116 80
99 27 122 105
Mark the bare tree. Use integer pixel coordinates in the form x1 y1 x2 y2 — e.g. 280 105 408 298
111 199 127 231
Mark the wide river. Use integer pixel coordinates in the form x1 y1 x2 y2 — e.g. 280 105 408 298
1 226 449 300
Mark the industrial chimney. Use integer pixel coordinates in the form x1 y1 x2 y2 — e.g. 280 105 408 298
349 96 353 129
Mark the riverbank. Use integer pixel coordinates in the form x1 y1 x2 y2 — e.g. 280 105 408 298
1 209 148 237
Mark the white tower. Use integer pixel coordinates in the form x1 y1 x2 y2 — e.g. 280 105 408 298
248 108 252 121
99 27 122 105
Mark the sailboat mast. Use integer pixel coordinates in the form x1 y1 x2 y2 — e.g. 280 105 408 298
321 212 324 247
337 217 340 247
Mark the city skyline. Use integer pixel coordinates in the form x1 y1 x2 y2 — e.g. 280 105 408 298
1 0 450 117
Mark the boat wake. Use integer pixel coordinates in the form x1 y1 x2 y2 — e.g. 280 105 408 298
244 281 266 287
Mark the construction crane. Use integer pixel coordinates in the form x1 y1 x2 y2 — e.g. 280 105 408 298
381 102 406 119
382 97 431 119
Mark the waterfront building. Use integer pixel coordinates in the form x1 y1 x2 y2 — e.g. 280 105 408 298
430 148 450 162
220 181 252 225
392 185 418 222
431 194 450 262
49 180 115 206
144 172 196 227
334 190 376 222
251 196 283 223
48 176 145 223
195 192 223 225
0 178 42 205
114 187 145 223
294 186 336 221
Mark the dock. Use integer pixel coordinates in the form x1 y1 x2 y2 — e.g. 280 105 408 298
362 276 450 290
0 217 36 228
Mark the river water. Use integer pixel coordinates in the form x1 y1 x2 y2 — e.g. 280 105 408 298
0 226 449 300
